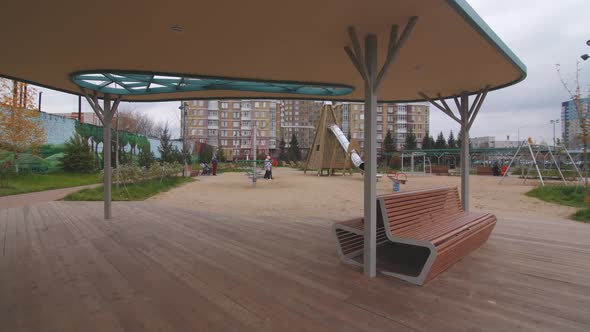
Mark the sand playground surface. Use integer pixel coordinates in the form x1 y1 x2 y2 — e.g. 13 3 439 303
150 167 578 222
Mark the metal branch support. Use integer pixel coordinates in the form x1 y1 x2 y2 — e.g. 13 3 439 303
344 16 418 278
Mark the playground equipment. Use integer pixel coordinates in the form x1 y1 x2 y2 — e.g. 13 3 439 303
499 138 582 186
304 103 364 176
400 152 431 174
387 171 407 192
235 125 268 186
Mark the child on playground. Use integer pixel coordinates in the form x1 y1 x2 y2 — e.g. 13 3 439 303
264 156 273 180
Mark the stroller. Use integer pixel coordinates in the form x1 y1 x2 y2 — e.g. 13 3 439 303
200 163 212 175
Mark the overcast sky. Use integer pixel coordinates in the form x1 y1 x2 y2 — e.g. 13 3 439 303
36 0 590 142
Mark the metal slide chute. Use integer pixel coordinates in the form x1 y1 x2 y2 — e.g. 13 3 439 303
328 124 365 170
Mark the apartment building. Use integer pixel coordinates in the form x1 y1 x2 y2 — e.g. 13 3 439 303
183 99 430 159
183 100 276 159
561 97 590 149
334 102 430 152
278 100 322 156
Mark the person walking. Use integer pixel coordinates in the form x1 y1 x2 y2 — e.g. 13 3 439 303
264 156 273 180
212 155 218 176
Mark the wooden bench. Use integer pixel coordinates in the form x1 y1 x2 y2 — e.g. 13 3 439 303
333 187 496 285
430 165 449 175
476 166 493 176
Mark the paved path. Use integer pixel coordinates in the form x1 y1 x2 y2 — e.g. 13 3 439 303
0 184 100 209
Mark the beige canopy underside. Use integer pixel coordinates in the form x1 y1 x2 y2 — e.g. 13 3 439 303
0 0 525 102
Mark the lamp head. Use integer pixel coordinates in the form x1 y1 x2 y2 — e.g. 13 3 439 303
582 54 590 61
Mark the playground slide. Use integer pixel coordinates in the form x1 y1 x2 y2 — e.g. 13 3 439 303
328 124 365 170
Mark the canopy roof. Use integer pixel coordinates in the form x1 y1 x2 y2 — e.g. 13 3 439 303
0 0 525 102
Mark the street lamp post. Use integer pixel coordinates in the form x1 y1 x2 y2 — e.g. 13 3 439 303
550 119 559 151
581 40 590 61
179 102 189 177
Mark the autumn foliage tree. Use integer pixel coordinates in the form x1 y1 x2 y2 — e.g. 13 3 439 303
0 79 45 174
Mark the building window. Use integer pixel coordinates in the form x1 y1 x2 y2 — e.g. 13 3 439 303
377 115 383 122
233 122 240 128
221 111 228 119
191 119 197 126
198 129 205 135
198 120 205 126
233 102 241 109
191 110 197 116
377 106 383 113
377 133 383 140
377 124 383 131
190 129 196 136
387 115 394 122
221 102 229 109
198 100 205 106
233 112 240 118
388 106 394 113
255 102 261 108
199 110 206 116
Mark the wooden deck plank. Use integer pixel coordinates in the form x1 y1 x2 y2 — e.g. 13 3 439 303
0 201 589 331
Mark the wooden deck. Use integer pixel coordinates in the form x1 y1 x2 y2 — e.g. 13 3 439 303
1 201 589 331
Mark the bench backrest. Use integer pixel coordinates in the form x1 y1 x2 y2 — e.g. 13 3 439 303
379 187 462 235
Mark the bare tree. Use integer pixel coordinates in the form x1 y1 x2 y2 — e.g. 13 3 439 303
556 62 590 185
116 108 162 137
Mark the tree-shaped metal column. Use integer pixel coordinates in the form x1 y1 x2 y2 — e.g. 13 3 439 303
80 89 121 219
419 87 489 211
344 17 418 278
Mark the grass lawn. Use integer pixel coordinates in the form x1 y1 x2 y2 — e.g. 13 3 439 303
0 172 102 196
64 176 193 201
526 185 590 223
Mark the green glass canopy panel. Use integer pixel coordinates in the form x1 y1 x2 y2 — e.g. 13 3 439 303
72 72 354 97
